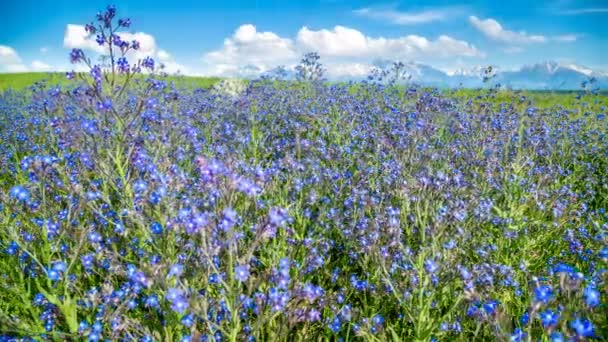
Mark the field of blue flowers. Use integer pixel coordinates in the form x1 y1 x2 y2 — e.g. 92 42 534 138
1 6 607 342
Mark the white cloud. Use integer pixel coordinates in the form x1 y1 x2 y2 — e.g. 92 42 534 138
325 62 373 79
0 45 28 73
296 26 483 59
31 60 51 71
157 49 171 61
0 45 22 64
353 7 448 25
203 24 296 75
469 16 546 44
40 47 49 54
202 24 483 78
63 24 106 54
296 26 368 57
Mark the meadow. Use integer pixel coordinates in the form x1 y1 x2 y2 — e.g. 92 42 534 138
1 6 607 342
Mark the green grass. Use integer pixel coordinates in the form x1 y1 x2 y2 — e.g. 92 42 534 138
0 72 222 91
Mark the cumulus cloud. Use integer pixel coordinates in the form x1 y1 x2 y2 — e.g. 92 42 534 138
469 16 546 44
353 7 449 25
325 62 373 80
0 45 22 64
202 24 483 77
296 26 483 59
203 24 296 75
0 45 28 73
157 49 171 61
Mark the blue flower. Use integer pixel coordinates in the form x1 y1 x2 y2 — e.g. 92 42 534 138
570 317 595 338
549 332 564 342
181 314 194 327
168 264 184 278
51 261 67 273
9 185 30 202
599 247 608 260
483 300 500 315
150 222 163 234
534 285 553 304
538 310 559 328
510 328 526 342
48 269 61 282
328 317 341 333
583 285 600 308
372 315 384 326
5 241 19 255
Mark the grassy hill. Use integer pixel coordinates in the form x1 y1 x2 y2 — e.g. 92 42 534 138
0 72 222 91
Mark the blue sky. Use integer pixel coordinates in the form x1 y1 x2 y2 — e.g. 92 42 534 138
1 0 607 77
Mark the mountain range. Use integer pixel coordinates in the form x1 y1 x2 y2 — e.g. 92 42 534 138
374 61 607 89
262 61 607 90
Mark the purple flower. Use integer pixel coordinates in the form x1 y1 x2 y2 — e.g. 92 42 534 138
117 57 129 73
169 264 184 278
166 288 189 313
142 56 154 70
111 34 122 46
95 34 105 46
424 259 438 274
234 265 250 282
90 64 102 87
307 309 321 322
85 23 96 34
69 48 85 63
118 18 131 27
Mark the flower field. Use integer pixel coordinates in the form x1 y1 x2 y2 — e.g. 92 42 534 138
0 5 606 342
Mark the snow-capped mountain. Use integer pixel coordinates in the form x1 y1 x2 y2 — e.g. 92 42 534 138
363 61 607 89
494 61 607 90
248 60 607 89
